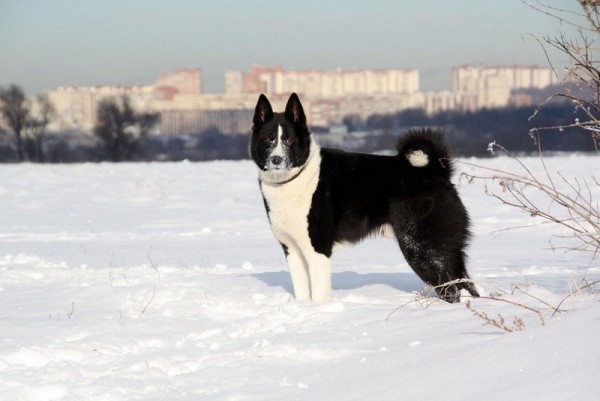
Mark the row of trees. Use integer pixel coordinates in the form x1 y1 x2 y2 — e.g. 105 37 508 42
93 96 159 162
342 102 598 156
0 86 160 163
0 85 55 162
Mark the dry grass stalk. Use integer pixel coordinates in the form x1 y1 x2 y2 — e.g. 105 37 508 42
459 138 600 260
466 301 526 332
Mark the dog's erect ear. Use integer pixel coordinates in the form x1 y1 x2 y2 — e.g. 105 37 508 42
284 93 306 126
253 94 274 126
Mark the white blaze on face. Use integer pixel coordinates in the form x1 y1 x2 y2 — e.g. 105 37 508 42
267 124 288 170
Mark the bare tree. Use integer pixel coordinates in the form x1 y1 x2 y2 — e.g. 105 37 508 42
93 96 159 162
0 84 30 161
461 141 600 258
524 0 600 148
23 95 56 162
462 1 600 260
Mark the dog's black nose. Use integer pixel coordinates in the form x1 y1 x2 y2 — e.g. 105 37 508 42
271 156 283 165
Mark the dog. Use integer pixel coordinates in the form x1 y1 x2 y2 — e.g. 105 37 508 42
250 93 479 303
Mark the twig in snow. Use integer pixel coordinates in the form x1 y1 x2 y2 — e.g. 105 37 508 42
66 302 75 319
552 279 600 318
147 249 161 280
467 295 546 326
385 293 443 321
108 253 114 286
466 301 526 333
139 285 157 319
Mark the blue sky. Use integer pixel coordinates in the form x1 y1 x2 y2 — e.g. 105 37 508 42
0 0 578 94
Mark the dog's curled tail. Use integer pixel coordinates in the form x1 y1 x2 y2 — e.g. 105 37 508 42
396 128 454 181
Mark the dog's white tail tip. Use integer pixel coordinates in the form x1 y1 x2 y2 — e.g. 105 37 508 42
407 150 429 167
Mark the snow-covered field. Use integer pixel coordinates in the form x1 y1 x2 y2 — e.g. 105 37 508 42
0 155 598 401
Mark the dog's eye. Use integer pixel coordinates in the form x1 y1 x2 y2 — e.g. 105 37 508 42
283 136 295 146
264 136 276 145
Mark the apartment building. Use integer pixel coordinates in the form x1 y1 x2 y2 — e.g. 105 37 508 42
452 65 557 110
156 68 202 96
161 109 254 135
47 85 156 131
229 66 420 98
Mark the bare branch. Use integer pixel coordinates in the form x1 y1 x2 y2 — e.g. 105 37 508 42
139 285 157 319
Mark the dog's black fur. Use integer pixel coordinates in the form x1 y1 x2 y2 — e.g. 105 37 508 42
251 93 479 303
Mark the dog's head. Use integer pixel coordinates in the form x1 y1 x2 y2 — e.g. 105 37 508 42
250 93 312 183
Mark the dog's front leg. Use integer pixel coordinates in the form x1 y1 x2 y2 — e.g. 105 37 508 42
306 252 332 304
286 250 311 301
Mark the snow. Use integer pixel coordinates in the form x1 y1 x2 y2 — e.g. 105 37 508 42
0 155 598 401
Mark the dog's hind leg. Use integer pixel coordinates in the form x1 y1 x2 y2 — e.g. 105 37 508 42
392 198 478 303
396 235 463 302
396 232 479 302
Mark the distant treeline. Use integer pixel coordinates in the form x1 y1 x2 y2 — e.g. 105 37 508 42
0 103 597 163
0 126 249 163
341 103 598 156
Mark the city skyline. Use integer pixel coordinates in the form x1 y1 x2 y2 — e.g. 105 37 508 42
45 64 557 131
0 0 578 95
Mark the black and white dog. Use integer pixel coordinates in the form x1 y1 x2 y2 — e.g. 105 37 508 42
251 93 479 303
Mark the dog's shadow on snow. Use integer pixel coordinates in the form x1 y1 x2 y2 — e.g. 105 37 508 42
251 270 425 295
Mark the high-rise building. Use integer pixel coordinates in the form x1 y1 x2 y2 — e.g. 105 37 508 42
47 85 156 131
225 70 244 95
236 66 419 98
161 109 254 135
156 68 202 95
452 65 558 110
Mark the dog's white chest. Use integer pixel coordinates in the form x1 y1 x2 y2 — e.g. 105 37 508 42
266 189 308 234
260 146 321 248
262 173 318 245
